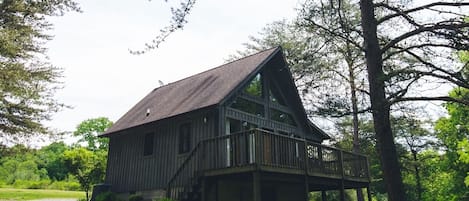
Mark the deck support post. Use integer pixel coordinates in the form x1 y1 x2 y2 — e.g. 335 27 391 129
339 180 345 201
338 150 345 201
253 171 262 201
200 178 206 201
304 175 309 201
367 185 372 201
321 191 327 201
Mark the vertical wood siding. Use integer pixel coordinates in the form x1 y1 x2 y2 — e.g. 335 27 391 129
105 111 216 193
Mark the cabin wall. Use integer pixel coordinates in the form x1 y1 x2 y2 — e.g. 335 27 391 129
105 109 217 193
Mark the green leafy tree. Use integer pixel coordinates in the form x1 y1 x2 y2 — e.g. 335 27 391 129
36 142 69 181
64 147 107 201
458 139 469 186
0 146 49 185
357 2 469 200
435 88 469 200
73 117 113 151
0 0 80 142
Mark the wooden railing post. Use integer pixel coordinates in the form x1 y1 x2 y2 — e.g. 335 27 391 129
318 146 324 173
338 150 345 201
303 139 310 201
303 139 309 174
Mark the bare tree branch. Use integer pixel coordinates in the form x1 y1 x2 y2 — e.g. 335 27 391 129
382 21 469 53
391 96 469 106
303 18 365 51
376 2 469 25
383 43 464 61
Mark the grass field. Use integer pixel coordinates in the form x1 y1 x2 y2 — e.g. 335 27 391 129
0 188 85 200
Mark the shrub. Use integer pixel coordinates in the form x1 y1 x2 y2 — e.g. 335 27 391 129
12 179 51 189
128 195 144 201
95 191 117 201
48 180 82 191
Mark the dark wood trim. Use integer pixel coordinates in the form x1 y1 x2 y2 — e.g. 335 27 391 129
321 191 327 201
367 186 372 201
253 171 262 201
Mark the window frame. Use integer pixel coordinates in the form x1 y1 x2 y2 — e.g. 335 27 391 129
143 132 154 156
178 123 192 154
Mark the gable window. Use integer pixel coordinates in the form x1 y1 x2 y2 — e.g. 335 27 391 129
230 97 265 117
269 80 286 106
244 73 263 97
179 123 192 154
143 133 154 156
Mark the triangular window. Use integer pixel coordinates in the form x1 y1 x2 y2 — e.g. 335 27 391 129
244 73 263 98
269 80 286 106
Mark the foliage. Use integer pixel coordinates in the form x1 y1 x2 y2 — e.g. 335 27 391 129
73 117 113 151
64 147 107 201
95 191 117 201
0 0 80 142
458 139 469 186
0 146 49 184
346 1 468 200
35 142 69 180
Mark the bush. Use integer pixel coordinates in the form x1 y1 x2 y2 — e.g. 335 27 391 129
12 180 51 189
95 191 117 201
128 195 143 201
48 180 81 191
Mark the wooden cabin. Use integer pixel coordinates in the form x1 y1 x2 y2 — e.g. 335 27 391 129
100 47 371 201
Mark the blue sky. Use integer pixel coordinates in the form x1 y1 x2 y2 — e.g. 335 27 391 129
44 0 301 134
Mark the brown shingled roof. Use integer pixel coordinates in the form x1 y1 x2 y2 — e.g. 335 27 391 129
102 47 280 135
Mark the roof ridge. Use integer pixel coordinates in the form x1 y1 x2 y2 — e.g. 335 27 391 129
152 47 279 92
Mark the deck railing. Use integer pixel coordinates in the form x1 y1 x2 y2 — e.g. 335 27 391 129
167 129 369 200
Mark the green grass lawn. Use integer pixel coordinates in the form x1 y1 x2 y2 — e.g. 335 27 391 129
0 188 85 200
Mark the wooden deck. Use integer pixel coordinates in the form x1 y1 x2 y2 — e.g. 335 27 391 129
167 129 370 200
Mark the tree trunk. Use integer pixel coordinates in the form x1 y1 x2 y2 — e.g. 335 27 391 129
359 1 407 201
346 42 365 201
412 150 422 201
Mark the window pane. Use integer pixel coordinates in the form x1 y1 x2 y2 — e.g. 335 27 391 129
270 109 297 126
143 133 154 156
179 123 191 154
230 97 264 117
269 80 286 106
244 73 263 97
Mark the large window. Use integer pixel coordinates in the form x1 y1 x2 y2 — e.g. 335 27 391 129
178 123 192 154
143 133 154 156
230 97 265 117
228 70 298 129
269 79 286 106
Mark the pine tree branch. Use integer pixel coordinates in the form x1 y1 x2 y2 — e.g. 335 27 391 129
130 0 197 54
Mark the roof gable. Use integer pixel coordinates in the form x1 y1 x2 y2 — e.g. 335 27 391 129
221 51 330 141
103 47 280 135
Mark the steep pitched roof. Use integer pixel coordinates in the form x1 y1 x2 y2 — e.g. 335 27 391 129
103 47 280 135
